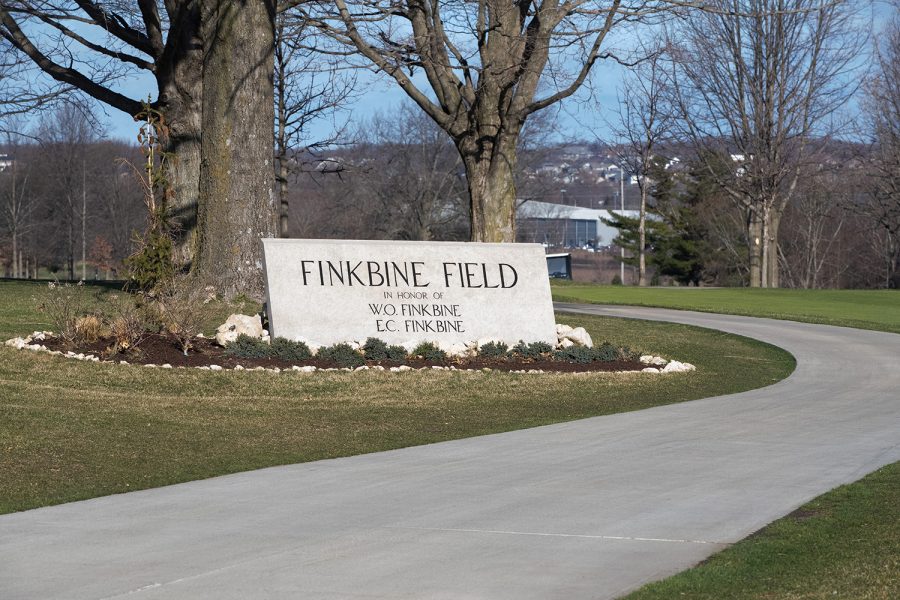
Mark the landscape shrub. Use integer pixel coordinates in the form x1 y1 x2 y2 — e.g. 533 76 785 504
100 294 156 353
224 334 273 359
528 341 554 355
478 341 509 358
594 342 619 362
124 230 175 293
107 311 151 355
510 340 553 359
36 281 95 345
270 337 312 361
317 343 365 367
618 345 640 362
385 344 408 361
553 346 596 364
154 276 208 355
362 337 389 360
510 341 530 358
74 314 104 343
411 342 446 362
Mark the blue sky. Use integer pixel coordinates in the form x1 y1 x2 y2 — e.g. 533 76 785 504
81 2 892 146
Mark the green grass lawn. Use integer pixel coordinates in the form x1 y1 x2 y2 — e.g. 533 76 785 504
552 284 900 334
4 280 895 599
624 462 900 600
0 280 794 514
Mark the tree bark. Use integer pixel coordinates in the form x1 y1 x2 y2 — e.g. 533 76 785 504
156 2 204 268
196 0 277 298
767 210 782 288
748 209 763 287
638 182 648 287
459 136 518 243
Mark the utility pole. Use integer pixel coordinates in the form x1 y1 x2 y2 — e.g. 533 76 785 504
620 169 625 284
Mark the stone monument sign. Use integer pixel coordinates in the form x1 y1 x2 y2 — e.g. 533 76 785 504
261 239 557 347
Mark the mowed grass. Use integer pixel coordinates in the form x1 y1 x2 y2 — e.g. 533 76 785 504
552 284 900 334
624 462 900 600
0 280 794 514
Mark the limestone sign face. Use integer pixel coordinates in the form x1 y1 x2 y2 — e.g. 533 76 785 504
261 239 557 347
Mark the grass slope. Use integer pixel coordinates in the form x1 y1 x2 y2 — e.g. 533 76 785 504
0 280 793 514
624 462 900 600
552 284 900 334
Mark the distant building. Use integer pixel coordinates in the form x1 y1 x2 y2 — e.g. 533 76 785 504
517 201 641 248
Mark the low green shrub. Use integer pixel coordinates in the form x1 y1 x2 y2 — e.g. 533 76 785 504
362 337 389 360
385 345 408 361
479 341 509 358
529 341 554 355
618 345 640 362
270 337 312 361
510 340 553 359
411 342 447 362
553 346 596 364
224 334 273 359
594 342 619 362
317 343 365 367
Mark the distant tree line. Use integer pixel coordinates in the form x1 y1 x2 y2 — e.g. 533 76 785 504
0 107 146 280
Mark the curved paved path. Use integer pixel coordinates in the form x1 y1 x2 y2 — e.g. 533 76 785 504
2 306 899 599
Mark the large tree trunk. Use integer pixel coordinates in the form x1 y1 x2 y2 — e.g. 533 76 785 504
766 210 782 288
156 2 204 269
196 0 277 298
638 183 648 287
748 208 763 287
11 231 17 279
459 136 518 242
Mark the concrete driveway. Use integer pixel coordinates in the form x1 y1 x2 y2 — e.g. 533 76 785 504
2 305 898 599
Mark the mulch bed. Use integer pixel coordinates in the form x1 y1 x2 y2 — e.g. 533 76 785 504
41 333 646 373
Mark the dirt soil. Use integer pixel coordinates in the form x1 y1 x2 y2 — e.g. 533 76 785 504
41 334 647 373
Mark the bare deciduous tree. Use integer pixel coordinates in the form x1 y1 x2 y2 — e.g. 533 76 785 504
609 43 673 286
275 11 356 237
667 0 863 287
363 103 469 240
858 3 900 287
301 0 634 242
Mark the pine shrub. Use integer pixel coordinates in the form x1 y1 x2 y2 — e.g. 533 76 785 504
362 337 389 360
225 334 273 359
317 343 365 367
478 341 509 358
270 337 312 361
411 342 446 362
385 345 408 361
594 342 619 362
553 346 596 364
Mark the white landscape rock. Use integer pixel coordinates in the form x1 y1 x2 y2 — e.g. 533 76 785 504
448 343 472 358
437 340 471 358
555 324 574 336
640 355 669 366
661 360 696 373
215 314 264 346
560 326 593 348
5 337 27 350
